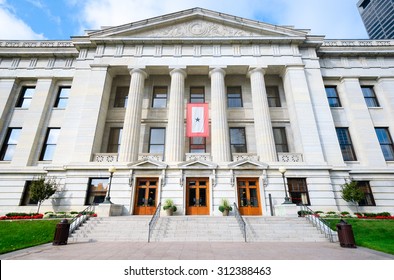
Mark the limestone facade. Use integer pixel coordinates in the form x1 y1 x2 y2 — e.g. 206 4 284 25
0 8 393 216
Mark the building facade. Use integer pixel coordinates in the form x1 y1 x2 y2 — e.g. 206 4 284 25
0 8 394 216
357 0 394 39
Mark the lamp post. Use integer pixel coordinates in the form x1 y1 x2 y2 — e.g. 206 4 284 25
279 166 292 204
104 166 116 204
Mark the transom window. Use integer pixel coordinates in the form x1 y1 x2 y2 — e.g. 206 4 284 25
0 128 22 161
266 86 281 107
361 86 379 107
40 128 60 161
273 127 289 153
54 86 70 109
16 86 35 108
107 127 122 153
325 86 341 107
336 128 357 161
190 137 206 153
114 86 129 108
152 86 168 108
227 86 243 108
230 128 247 153
287 178 310 206
190 87 205 103
149 128 166 155
375 128 394 161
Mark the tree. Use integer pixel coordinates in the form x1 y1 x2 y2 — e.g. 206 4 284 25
29 176 59 213
341 180 364 213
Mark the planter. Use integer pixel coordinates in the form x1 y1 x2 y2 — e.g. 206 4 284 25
222 209 229 216
165 208 174 216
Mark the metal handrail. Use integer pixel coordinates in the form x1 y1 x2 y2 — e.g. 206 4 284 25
299 204 336 242
148 202 161 243
233 203 247 242
68 204 95 235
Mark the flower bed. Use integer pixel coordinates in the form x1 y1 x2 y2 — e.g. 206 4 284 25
0 213 44 220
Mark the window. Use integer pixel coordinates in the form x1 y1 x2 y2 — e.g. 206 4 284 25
356 181 376 206
375 128 394 161
114 86 129 108
85 178 109 205
325 86 341 107
361 86 379 107
149 128 165 155
40 128 60 161
152 86 167 108
190 87 205 103
266 87 281 107
227 86 243 108
190 137 206 153
0 128 22 161
107 128 122 153
230 128 247 153
336 128 357 161
20 181 38 206
16 86 35 108
54 86 70 109
287 178 310 205
273 128 289 153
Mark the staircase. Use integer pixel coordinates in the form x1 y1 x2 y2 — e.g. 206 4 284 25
69 216 151 242
70 216 329 243
245 217 329 242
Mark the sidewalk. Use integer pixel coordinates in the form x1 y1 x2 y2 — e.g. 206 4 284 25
1 241 393 260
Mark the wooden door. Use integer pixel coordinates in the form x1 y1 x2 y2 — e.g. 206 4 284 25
133 178 158 215
237 178 262 215
186 178 209 215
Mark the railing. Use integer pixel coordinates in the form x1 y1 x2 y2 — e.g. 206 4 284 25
299 204 337 243
68 205 95 236
233 203 247 242
148 202 161 243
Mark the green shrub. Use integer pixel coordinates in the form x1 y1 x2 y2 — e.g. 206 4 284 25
377 212 391 217
326 211 336 215
314 211 324 214
5 212 39 217
341 211 350 216
298 210 312 216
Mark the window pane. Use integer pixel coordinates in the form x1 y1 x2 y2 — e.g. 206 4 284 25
47 129 60 144
114 87 129 108
40 128 60 161
227 87 242 108
1 128 22 161
362 87 379 107
273 128 289 153
86 178 109 205
107 128 122 153
230 128 246 144
149 145 164 154
8 129 22 144
42 145 56 161
287 178 310 205
190 87 205 103
375 128 394 161
150 128 165 144
23 88 35 98
17 87 35 108
266 87 281 107
152 87 167 108
336 128 357 161
325 87 341 107
55 87 70 109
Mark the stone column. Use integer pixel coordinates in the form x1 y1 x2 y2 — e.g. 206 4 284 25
209 68 231 162
0 79 16 135
376 78 394 126
281 65 325 164
118 68 148 162
248 68 277 162
165 68 187 162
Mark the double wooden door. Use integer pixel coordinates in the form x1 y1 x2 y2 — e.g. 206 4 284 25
237 178 262 215
133 178 158 215
186 178 209 215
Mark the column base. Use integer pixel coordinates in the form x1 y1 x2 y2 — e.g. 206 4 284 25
274 204 298 217
96 203 123 217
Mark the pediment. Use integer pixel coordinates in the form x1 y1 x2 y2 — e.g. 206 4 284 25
87 8 308 40
229 159 268 169
129 159 167 169
179 159 217 169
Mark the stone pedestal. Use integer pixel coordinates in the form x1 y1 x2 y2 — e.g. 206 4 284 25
274 204 298 217
96 204 123 217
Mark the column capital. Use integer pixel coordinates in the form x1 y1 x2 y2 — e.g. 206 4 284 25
247 67 267 77
169 68 187 78
209 67 226 77
128 67 148 79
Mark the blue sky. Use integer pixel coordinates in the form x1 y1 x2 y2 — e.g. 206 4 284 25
0 0 368 40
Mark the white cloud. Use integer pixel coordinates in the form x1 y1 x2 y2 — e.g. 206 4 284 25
0 3 45 40
68 0 369 39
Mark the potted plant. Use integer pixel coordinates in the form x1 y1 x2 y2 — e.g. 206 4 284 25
218 199 233 216
163 199 177 216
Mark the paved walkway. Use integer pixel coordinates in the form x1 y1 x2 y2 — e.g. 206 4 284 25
1 241 393 260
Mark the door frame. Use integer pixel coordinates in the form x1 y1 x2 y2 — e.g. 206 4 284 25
236 177 262 216
132 177 159 215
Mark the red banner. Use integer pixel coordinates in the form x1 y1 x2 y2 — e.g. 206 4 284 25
186 103 209 137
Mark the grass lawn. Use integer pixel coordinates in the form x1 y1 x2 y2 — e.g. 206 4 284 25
326 218 394 255
0 219 59 254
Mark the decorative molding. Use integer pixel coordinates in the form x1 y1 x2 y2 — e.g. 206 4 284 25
213 45 221 56
93 153 118 163
154 45 163 57
277 153 303 163
78 49 88 59
10 58 20 69
46 58 55 69
185 153 212 162
193 45 201 57
65 58 73 68
0 41 74 48
96 45 105 56
135 45 143 56
138 153 163 161
232 153 259 162
321 40 393 47
28 58 38 68
252 44 261 56
115 44 124 56
233 44 241 56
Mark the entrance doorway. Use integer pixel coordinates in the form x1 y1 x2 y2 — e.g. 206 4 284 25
133 178 158 215
186 177 210 215
237 178 262 215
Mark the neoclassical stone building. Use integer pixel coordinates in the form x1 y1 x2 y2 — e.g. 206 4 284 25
0 8 393 216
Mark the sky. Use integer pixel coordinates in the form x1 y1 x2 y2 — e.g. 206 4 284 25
0 0 368 40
